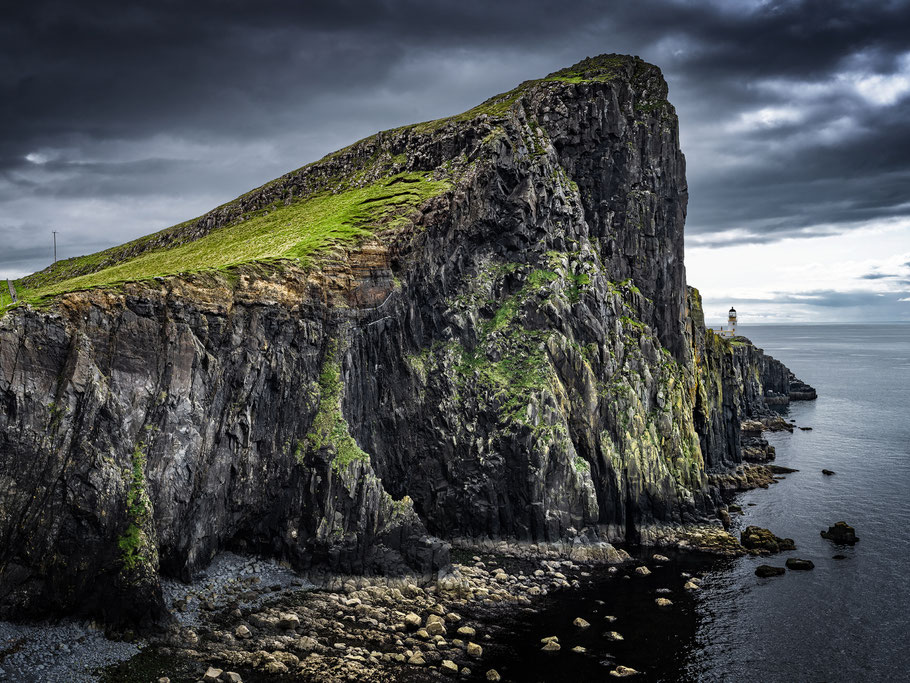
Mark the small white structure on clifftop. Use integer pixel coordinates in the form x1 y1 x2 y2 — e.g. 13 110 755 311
711 307 737 338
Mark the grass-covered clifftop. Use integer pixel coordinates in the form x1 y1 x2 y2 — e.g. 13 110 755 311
1 53 666 313
4 172 450 308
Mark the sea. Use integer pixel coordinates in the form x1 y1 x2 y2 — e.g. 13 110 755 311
479 323 910 682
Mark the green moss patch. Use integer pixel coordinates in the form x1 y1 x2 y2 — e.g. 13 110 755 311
305 341 370 472
118 444 152 572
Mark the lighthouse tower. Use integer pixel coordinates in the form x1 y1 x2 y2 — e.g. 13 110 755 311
728 307 737 336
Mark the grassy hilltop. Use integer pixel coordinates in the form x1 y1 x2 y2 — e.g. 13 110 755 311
0 54 653 312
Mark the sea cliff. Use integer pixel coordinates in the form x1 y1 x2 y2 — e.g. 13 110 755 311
0 54 812 626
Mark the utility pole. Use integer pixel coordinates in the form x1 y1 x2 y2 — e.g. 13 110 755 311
53 231 58 264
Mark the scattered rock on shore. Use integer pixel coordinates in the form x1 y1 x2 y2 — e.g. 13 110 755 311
610 665 640 677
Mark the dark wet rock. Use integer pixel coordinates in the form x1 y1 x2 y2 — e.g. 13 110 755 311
755 565 786 578
741 526 796 555
821 522 859 544
822 469 836 476
768 465 798 474
789 375 817 400
799 426 813 431
785 558 815 570
832 554 847 560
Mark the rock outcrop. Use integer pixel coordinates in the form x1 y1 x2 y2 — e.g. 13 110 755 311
0 54 812 624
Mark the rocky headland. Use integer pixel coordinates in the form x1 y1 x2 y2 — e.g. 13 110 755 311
0 54 815 680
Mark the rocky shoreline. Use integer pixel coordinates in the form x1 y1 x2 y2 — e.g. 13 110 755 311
0 429 804 683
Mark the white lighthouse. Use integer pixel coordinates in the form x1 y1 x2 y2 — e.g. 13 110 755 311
710 306 738 338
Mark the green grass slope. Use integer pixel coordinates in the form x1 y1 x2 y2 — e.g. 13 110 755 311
0 53 656 314
3 172 449 309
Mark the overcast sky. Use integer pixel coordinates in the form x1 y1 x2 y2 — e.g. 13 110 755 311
2 0 909 322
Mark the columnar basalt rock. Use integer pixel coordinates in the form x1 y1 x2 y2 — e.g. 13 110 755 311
0 54 812 624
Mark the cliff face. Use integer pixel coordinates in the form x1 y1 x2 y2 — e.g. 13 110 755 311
0 55 807 624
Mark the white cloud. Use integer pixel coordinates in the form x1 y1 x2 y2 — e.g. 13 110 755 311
25 152 48 165
687 219 910 322
730 105 804 131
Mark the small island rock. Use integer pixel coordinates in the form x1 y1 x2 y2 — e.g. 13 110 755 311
821 521 859 544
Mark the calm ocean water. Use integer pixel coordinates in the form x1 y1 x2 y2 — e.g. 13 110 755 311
480 323 910 682
685 323 910 682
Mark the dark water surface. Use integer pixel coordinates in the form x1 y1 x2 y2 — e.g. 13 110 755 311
484 323 910 682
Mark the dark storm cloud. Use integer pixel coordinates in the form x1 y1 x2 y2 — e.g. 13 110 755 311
2 0 910 278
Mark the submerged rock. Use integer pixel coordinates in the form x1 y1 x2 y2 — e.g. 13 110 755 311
821 522 859 544
822 469 836 476
755 565 786 578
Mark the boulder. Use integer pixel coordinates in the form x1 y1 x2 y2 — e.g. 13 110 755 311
441 660 459 675
404 612 422 630
634 566 651 577
822 469 835 476
277 613 300 630
610 666 639 677
486 671 502 682
755 565 786 578
821 521 859 544
740 526 796 554
467 642 483 657
426 614 447 636
655 598 673 609
573 617 590 629
604 631 624 641
202 670 222 683
785 558 815 570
